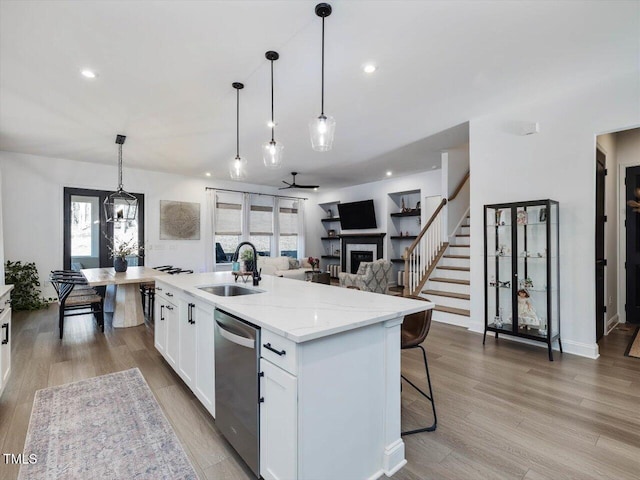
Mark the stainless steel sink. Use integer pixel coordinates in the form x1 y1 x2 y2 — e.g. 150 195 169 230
198 284 263 297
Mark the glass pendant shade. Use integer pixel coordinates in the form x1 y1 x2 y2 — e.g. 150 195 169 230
263 140 284 168
229 156 247 181
309 114 336 152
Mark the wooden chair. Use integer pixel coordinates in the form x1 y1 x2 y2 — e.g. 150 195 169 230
401 295 437 435
50 272 104 339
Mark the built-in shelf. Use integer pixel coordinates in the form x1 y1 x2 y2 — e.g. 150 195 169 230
321 255 340 259
390 235 417 240
321 236 340 240
390 210 421 218
321 217 341 223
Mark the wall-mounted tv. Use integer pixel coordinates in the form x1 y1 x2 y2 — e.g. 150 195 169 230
338 200 377 230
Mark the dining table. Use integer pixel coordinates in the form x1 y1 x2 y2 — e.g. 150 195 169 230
80 266 168 328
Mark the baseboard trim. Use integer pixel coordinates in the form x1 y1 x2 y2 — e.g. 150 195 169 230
432 315 469 328
465 325 599 359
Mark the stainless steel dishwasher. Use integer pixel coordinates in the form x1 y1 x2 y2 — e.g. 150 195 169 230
214 309 261 478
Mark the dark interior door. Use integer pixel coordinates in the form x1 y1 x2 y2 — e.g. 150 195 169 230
595 150 606 341
626 166 640 324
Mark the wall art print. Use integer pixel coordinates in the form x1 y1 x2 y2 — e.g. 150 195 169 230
160 200 200 240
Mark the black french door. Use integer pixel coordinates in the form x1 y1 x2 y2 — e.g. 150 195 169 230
63 187 145 270
595 149 606 341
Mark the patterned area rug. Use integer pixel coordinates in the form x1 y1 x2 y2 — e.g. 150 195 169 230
625 327 640 359
19 368 197 479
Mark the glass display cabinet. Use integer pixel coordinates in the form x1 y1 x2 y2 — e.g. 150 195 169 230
483 200 562 360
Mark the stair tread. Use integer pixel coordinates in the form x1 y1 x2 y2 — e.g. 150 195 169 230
455 234 471 237
434 305 470 316
422 289 470 300
444 255 470 259
450 245 470 248
429 277 470 285
436 266 470 271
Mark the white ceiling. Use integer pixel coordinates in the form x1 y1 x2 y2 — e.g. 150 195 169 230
0 1 638 189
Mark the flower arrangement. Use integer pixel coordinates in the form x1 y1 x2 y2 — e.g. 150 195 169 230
107 237 143 259
307 256 320 270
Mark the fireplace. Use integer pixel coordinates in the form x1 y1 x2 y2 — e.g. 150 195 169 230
350 251 374 274
340 233 386 273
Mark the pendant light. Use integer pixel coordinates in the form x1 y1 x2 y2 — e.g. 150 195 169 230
309 3 335 152
263 51 283 169
229 82 248 180
104 135 138 222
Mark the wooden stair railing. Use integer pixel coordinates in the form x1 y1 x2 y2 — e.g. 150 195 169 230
403 171 469 296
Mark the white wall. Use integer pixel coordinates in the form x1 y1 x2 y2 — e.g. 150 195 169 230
616 127 640 324
309 171 442 263
441 144 470 235
0 168 4 283
595 133 618 331
0 151 304 297
469 72 639 359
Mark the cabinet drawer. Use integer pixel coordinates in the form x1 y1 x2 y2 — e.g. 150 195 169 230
155 282 178 303
261 330 297 376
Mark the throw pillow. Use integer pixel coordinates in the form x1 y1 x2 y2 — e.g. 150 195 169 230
288 258 300 269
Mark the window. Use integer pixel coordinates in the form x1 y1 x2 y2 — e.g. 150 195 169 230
279 199 299 258
250 196 273 257
215 193 243 263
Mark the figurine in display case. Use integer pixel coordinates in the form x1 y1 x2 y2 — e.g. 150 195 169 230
517 289 540 329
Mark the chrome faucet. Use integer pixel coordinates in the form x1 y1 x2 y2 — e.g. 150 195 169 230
232 241 262 286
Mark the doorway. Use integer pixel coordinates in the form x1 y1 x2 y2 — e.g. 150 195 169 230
625 166 640 325
595 149 606 341
63 187 145 270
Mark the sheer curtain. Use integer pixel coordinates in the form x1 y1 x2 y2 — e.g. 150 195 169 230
296 198 306 259
205 189 217 272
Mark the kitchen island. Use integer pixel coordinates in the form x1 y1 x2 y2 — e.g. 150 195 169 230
153 272 433 480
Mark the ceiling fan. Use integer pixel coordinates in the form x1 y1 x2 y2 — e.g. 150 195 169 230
279 172 319 190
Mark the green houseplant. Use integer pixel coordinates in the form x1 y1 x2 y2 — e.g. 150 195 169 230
4 260 52 311
240 248 254 272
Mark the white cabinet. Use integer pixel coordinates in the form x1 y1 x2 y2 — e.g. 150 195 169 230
260 358 298 480
154 297 167 356
0 290 12 398
153 282 215 418
178 298 197 385
194 302 215 416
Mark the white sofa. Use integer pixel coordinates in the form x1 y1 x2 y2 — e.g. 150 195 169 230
256 256 312 281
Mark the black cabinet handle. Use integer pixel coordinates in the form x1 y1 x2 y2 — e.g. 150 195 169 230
259 397 265 403
156 287 163 291
188 303 196 324
166 305 174 311
263 343 286 356
1 323 8 345
160 305 165 321
166 292 173 297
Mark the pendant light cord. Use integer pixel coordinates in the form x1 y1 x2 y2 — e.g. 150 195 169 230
270 59 275 142
236 87 240 158
118 144 123 190
321 16 325 116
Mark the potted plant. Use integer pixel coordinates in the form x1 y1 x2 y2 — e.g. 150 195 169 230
241 249 254 272
4 260 53 311
308 256 320 272
107 238 142 272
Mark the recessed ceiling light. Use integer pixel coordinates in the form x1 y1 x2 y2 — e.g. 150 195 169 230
81 69 97 79
313 187 319 191
363 64 377 74
386 171 392 176
267 121 276 128
205 172 212 177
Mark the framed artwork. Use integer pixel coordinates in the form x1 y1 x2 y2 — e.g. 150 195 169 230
160 200 201 240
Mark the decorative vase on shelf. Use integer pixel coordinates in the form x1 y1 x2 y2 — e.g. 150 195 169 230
114 257 128 272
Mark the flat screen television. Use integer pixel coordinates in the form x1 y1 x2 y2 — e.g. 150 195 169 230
338 200 377 230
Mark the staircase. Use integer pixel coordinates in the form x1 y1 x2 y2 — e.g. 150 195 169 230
422 215 470 326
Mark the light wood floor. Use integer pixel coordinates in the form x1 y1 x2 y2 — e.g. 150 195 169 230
1 307 639 480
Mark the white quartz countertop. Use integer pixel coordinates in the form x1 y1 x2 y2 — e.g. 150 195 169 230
0 284 14 298
157 272 433 343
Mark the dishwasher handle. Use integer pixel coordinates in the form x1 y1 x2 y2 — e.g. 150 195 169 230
216 319 255 349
